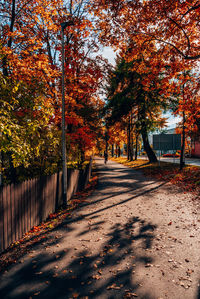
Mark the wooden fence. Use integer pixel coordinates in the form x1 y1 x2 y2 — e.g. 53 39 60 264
0 160 92 253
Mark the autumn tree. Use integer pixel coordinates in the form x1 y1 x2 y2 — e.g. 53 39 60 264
91 0 200 61
105 55 168 163
0 0 109 183
91 0 200 165
172 70 200 168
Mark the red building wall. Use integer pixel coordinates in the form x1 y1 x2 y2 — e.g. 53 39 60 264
194 141 200 157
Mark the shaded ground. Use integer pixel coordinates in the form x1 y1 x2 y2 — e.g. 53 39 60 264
0 157 199 299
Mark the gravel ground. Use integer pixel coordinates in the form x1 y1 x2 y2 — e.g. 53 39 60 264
0 157 199 299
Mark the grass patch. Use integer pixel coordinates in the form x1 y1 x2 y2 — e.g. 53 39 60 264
111 157 200 195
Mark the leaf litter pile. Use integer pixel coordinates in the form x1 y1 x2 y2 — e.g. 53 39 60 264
0 175 98 273
112 157 200 196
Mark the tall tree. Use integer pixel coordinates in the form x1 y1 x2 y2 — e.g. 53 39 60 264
0 0 109 181
105 56 167 163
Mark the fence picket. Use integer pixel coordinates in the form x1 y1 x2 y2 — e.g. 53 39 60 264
7 185 12 247
10 184 15 244
31 179 35 229
0 187 4 252
22 181 26 237
36 178 40 226
18 182 23 240
27 179 31 232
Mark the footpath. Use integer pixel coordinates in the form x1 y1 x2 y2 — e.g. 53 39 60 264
0 157 199 299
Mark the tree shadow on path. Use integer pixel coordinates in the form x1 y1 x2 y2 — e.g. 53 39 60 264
0 157 192 298
0 216 157 299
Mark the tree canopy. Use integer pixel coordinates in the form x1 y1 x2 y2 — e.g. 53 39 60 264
1 0 200 182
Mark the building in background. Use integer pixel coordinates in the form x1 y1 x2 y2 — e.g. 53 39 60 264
191 137 200 158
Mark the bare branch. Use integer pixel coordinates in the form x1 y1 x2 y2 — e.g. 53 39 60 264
167 16 191 56
182 3 200 17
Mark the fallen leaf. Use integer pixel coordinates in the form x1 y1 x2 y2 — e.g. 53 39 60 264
98 270 102 274
107 283 123 290
186 269 194 275
92 274 101 280
124 292 138 298
145 263 153 267
185 259 189 263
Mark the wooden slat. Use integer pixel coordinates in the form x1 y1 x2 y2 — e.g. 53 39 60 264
25 179 29 233
41 177 44 221
22 180 26 236
50 175 55 214
36 178 40 226
3 186 8 250
27 179 31 232
34 178 37 226
39 176 44 222
44 176 48 220
18 183 23 239
0 187 4 252
7 185 12 247
17 183 21 240
14 183 18 241
30 179 33 230
44 177 48 219
10 183 15 244
49 176 53 215
31 179 35 229
55 172 59 211
47 176 51 216
58 172 62 207
53 173 57 212
33 178 36 227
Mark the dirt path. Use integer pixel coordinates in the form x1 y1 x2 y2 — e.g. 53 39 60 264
0 157 199 299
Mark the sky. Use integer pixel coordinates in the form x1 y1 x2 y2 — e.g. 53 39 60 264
100 47 182 130
100 46 117 65
164 113 182 129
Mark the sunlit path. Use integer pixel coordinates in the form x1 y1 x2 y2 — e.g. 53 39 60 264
0 157 199 299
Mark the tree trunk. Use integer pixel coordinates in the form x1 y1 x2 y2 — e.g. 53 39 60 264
142 130 157 163
139 100 157 163
127 124 130 160
81 149 85 165
118 146 121 157
180 111 186 170
130 113 134 161
111 144 114 157
135 134 138 160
